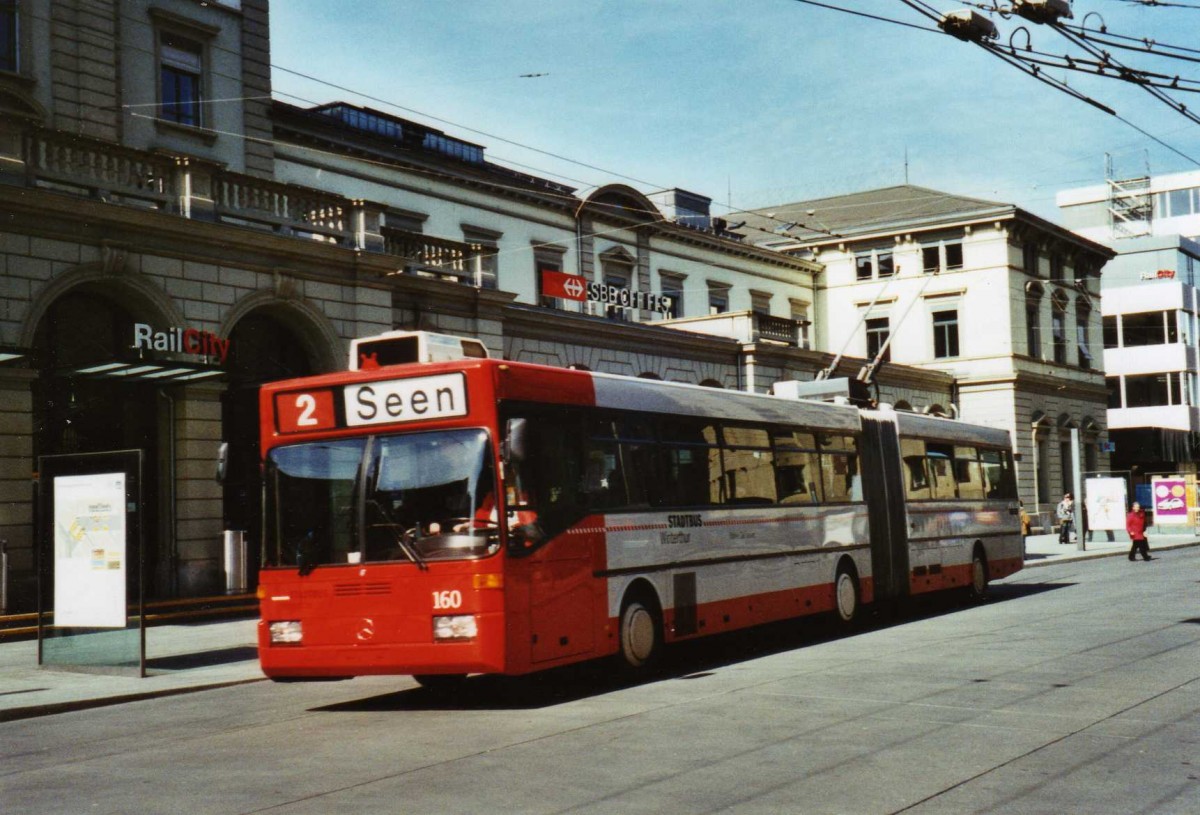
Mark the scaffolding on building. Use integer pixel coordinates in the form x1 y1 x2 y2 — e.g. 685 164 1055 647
1107 153 1152 240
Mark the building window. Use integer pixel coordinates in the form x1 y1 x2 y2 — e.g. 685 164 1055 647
1121 311 1173 347
160 34 203 126
855 252 873 281
1023 241 1039 274
472 247 498 289
1050 291 1070 365
660 274 684 319
922 241 964 274
1166 188 1197 218
534 244 568 309
0 1 18 72
603 261 633 321
708 283 730 315
1124 374 1171 408
866 317 890 362
932 310 959 358
1052 309 1067 364
791 301 811 349
1106 378 1121 409
463 227 501 290
1026 302 1041 358
922 246 940 274
750 290 771 316
1076 305 1092 369
1049 253 1064 282
944 241 963 270
1103 315 1119 349
1026 284 1043 359
855 248 896 279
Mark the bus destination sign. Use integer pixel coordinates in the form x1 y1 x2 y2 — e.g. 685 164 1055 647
344 373 468 427
274 373 469 434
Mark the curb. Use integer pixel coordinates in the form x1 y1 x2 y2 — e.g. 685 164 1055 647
0 677 266 723
1022 539 1200 568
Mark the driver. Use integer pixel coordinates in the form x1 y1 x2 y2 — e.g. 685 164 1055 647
451 487 535 533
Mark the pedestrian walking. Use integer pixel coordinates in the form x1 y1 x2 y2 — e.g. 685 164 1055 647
1056 492 1075 545
1126 502 1153 561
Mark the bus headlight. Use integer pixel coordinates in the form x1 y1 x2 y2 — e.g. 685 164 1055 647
269 620 303 645
433 615 477 641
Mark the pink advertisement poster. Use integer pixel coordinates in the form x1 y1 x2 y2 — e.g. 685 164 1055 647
1152 477 1189 525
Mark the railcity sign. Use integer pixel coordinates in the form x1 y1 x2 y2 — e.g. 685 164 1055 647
133 323 231 363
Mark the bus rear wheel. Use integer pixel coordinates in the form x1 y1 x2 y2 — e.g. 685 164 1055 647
968 548 989 600
619 596 661 671
834 563 860 626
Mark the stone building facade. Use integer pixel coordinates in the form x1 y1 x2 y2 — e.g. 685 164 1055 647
736 186 1116 520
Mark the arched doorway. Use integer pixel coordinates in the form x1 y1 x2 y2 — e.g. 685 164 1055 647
33 292 168 597
220 310 323 587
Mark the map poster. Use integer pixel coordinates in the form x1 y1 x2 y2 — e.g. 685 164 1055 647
54 472 127 628
1084 477 1127 531
1151 476 1190 526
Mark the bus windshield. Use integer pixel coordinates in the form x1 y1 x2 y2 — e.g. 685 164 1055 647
264 428 499 570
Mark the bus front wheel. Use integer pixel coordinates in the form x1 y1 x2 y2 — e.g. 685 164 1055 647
619 595 661 670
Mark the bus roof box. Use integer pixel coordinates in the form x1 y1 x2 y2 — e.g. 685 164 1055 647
775 377 872 407
350 331 489 371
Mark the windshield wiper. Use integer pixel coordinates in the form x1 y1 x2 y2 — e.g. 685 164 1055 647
367 498 428 570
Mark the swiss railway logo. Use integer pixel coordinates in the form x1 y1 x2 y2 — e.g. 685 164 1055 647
562 275 585 299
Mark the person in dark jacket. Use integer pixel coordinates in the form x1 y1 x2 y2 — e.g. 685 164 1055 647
1126 502 1153 561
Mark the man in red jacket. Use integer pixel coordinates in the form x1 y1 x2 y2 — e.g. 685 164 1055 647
1126 502 1153 561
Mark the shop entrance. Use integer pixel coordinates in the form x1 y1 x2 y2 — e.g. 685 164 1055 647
33 293 167 598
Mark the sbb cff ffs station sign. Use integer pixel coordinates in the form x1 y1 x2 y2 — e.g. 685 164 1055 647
541 269 673 314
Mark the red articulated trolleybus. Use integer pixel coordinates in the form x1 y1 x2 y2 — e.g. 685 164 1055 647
256 331 1022 686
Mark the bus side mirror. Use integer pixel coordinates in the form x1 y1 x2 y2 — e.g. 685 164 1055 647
504 418 528 464
215 442 229 485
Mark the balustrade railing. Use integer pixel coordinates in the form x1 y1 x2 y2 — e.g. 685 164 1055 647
383 227 481 282
754 313 801 346
216 176 349 243
27 130 172 208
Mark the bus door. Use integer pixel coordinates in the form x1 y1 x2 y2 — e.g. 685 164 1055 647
858 414 910 604
504 413 597 665
525 535 596 664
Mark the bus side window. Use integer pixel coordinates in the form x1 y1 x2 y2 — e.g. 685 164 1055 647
722 425 776 505
955 446 985 499
661 445 710 507
818 433 858 503
658 418 720 508
980 449 1015 499
901 438 931 500
774 430 821 504
927 442 957 500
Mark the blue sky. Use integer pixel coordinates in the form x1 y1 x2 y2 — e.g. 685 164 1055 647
269 1 1200 222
